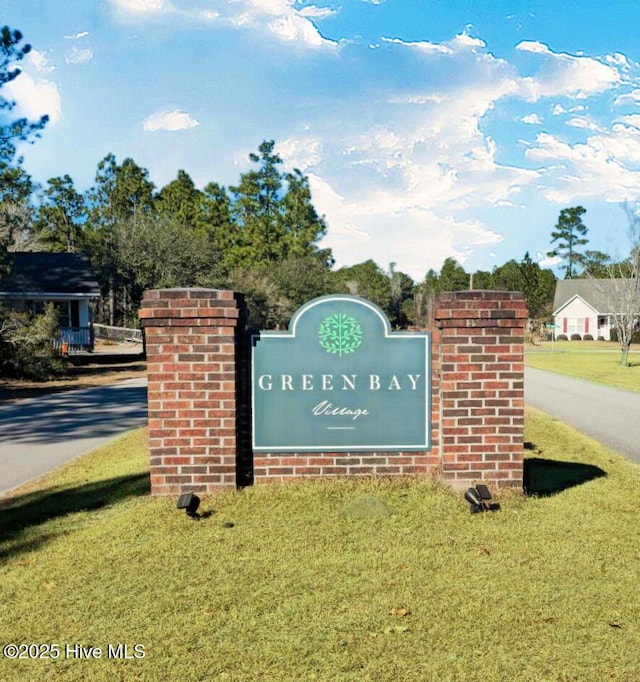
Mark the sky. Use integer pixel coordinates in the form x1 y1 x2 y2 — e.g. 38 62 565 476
2 0 640 281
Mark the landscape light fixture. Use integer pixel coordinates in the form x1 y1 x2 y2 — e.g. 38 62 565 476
176 492 201 520
464 487 484 513
464 484 501 514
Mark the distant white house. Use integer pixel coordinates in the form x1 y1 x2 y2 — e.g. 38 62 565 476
552 279 636 340
0 252 101 351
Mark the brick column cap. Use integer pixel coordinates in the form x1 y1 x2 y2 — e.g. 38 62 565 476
142 287 243 300
139 288 246 324
437 290 526 301
435 291 528 322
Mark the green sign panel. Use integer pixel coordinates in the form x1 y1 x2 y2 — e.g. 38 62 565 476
252 295 431 452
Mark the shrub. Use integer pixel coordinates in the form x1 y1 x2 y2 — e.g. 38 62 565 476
570 333 582 341
583 334 594 341
555 334 568 341
0 303 66 380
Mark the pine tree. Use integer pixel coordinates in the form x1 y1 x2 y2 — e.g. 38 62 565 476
36 175 85 252
0 25 48 270
228 140 285 269
548 206 589 279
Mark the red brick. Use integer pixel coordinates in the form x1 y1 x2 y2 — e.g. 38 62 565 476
320 466 349 475
293 467 322 475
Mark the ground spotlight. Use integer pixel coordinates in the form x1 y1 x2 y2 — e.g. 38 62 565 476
464 484 500 514
464 487 484 513
177 492 201 520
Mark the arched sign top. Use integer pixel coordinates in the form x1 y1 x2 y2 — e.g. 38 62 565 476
251 294 432 453
287 294 393 339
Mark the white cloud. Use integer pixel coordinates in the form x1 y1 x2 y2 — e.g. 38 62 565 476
65 45 94 64
108 0 218 22
306 174 371 246
537 252 562 268
4 71 62 125
26 49 55 73
233 0 338 48
278 77 538 276
268 13 331 46
516 40 621 101
521 113 542 125
617 114 640 129
387 93 444 105
516 40 551 55
277 136 323 168
106 0 336 48
306 160 503 277
298 5 338 19
525 126 640 203
452 32 486 49
2 49 62 125
552 103 586 116
109 0 173 14
381 36 452 55
614 89 640 107
566 116 602 132
65 31 90 39
605 52 631 69
142 109 199 132
198 10 220 20
381 31 487 55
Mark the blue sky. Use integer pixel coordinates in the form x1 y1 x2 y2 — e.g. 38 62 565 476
2 0 640 280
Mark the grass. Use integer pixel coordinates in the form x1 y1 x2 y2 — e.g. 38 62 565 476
526 340 640 392
2 415 640 681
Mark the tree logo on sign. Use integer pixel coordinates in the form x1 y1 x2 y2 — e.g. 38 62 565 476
318 313 363 356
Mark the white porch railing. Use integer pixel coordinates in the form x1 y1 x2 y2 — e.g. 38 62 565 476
54 327 93 351
93 323 143 344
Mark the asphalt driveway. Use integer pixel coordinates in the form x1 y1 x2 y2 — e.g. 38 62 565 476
0 378 148 497
525 367 640 465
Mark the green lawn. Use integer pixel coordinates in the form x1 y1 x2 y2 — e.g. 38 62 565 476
526 340 640 392
2 417 640 681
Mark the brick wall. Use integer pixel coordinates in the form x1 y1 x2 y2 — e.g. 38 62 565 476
140 289 526 495
139 289 245 495
436 291 527 487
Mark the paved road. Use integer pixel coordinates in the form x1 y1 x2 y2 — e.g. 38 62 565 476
0 378 148 497
525 367 640 464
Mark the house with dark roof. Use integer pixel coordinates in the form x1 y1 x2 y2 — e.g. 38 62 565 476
0 252 101 351
553 278 636 340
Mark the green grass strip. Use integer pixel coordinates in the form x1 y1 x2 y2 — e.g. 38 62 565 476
526 342 640 392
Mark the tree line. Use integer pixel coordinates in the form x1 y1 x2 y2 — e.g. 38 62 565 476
2 131 560 330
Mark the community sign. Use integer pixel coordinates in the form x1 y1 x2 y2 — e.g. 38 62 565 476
251 295 431 452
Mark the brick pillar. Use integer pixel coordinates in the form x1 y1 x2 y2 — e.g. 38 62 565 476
139 289 246 496
435 291 527 489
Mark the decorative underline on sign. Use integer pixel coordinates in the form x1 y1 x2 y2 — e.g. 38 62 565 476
326 426 356 430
